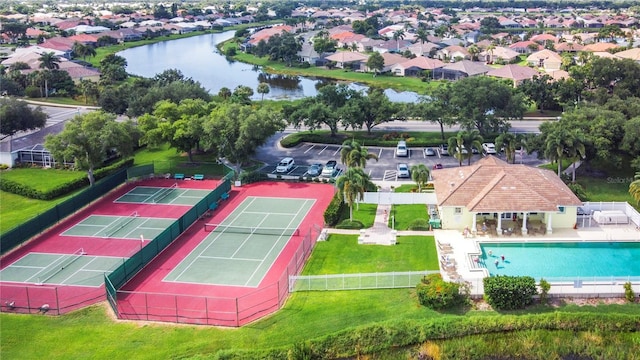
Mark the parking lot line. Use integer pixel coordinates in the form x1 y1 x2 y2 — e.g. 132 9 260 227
332 146 341 156
318 145 329 154
378 148 383 159
304 145 316 154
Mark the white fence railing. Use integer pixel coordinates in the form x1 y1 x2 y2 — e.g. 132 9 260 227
581 201 640 227
361 192 438 205
289 271 439 292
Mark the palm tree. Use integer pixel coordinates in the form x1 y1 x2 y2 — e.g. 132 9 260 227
486 43 496 63
38 52 60 98
340 139 378 168
447 133 466 166
411 164 430 192
415 28 429 56
460 129 483 165
629 172 640 205
336 167 373 221
495 132 518 164
392 29 405 52
467 44 480 61
257 82 270 101
565 130 587 183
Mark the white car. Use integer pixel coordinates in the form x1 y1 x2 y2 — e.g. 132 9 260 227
321 160 337 177
397 163 410 178
482 143 497 155
276 157 295 173
396 141 408 157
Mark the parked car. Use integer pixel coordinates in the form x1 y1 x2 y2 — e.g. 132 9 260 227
482 143 497 155
440 143 449 155
396 141 408 157
433 163 443 170
276 157 295 173
321 160 337 177
397 163 410 178
424 147 436 156
307 163 323 177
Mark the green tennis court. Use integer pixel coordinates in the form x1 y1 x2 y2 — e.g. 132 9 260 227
0 251 126 287
61 214 175 240
114 185 211 206
164 196 315 287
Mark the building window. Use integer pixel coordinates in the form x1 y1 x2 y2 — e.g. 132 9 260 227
557 206 565 214
454 207 462 214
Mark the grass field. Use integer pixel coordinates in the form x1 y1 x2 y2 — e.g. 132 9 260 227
302 234 438 274
390 204 430 230
134 143 230 177
338 203 377 228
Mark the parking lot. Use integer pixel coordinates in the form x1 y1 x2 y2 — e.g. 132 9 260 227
262 142 544 182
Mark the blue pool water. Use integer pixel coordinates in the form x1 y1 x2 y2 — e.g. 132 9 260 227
479 242 640 278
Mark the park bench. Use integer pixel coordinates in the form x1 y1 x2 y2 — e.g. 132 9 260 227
193 174 204 180
174 173 185 180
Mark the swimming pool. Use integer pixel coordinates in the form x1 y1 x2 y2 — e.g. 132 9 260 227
479 242 640 278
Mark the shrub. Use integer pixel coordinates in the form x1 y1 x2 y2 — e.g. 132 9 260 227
416 273 467 310
336 219 364 229
538 278 551 305
567 182 588 201
407 219 430 231
323 191 345 226
238 170 267 185
483 275 537 310
624 282 635 302
24 85 41 98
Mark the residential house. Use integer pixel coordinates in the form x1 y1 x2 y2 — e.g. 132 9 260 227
509 40 540 54
554 42 584 53
391 56 444 77
324 51 368 70
432 60 492 80
530 33 558 45
432 156 582 234
486 64 541 86
527 49 562 70
614 48 640 62
436 45 470 61
582 42 621 53
407 41 440 57
480 46 520 64
298 42 321 65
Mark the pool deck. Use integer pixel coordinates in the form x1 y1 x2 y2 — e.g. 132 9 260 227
435 224 640 298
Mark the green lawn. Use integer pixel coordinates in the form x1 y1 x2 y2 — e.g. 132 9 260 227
133 143 230 177
390 204 430 230
302 234 438 274
0 168 86 192
0 190 78 233
338 203 377 228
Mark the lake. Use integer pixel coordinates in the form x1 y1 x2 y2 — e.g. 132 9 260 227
117 31 420 102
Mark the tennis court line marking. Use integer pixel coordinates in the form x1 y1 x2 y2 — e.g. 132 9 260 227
243 199 314 287
168 197 261 282
242 211 301 216
59 256 99 285
200 255 261 262
229 214 271 258
24 254 67 282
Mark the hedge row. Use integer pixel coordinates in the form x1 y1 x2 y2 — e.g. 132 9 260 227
323 191 345 226
0 159 133 200
211 313 640 359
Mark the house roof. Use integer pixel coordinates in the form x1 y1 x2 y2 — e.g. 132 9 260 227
324 51 369 63
614 47 640 61
480 46 520 60
433 156 582 212
440 60 492 76
486 64 540 82
395 56 445 70
526 49 562 62
582 42 620 52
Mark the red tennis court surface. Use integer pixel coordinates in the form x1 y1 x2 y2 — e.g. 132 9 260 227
115 181 335 326
0 178 222 315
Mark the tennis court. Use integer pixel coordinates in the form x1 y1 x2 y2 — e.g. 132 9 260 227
164 196 315 287
114 185 211 206
0 251 126 287
61 214 175 240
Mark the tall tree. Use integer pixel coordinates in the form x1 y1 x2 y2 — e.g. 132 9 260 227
339 139 378 168
495 132 518 164
257 82 270 101
336 167 373 221
366 52 384 76
412 83 456 141
202 103 286 175
411 163 430 192
447 133 467 166
0 98 47 140
460 129 484 165
45 111 137 186
415 28 429 56
38 52 60 98
340 88 399 133
392 29 405 52
630 172 640 205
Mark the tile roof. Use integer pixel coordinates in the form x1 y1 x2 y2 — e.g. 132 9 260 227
432 156 582 212
486 64 540 81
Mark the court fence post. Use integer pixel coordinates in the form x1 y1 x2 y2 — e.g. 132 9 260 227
175 295 178 323
55 287 60 315
145 293 149 321
26 287 32 313
235 298 239 327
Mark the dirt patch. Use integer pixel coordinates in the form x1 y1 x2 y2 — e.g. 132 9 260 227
472 296 628 311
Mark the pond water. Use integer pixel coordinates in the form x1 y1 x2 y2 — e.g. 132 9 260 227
117 31 420 102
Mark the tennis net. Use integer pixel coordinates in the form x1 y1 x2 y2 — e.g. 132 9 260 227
103 211 139 238
36 248 86 285
204 223 299 236
152 183 178 203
